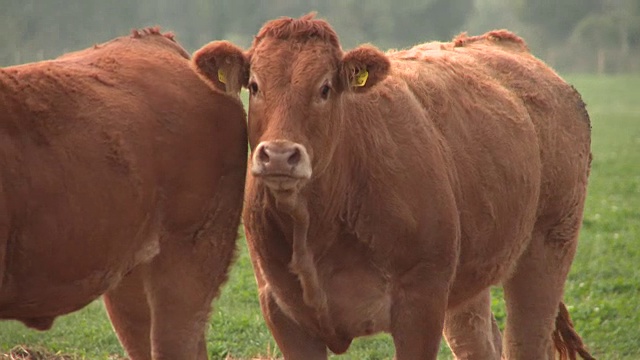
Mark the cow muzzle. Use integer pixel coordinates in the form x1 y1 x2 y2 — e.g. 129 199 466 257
251 140 312 191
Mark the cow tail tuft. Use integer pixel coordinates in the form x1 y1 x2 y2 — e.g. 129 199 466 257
553 302 596 360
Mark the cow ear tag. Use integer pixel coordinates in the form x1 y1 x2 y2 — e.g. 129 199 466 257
218 69 227 84
353 68 368 87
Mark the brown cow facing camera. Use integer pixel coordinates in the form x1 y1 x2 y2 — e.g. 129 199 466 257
219 14 595 360
0 28 248 359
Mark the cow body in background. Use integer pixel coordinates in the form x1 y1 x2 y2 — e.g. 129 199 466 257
0 28 248 360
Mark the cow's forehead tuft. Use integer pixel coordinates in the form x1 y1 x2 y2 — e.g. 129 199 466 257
251 13 342 53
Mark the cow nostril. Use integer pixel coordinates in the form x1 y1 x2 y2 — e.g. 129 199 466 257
288 147 301 166
258 145 270 163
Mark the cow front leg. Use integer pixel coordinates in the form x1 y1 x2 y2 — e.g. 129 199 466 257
390 264 450 360
259 285 328 360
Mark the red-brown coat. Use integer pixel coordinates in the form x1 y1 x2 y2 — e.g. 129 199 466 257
222 15 593 360
0 28 248 360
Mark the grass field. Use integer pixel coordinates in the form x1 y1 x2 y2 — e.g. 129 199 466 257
1 74 639 359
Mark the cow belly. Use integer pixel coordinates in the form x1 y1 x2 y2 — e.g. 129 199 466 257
323 262 392 337
0 230 160 320
0 269 122 318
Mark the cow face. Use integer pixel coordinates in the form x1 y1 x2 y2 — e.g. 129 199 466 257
246 16 390 196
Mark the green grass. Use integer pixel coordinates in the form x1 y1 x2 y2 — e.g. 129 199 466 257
1 74 639 359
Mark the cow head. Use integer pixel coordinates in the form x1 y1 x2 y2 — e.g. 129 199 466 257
193 40 249 97
246 14 391 198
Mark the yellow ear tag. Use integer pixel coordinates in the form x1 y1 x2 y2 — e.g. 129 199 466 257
218 69 227 84
353 68 369 87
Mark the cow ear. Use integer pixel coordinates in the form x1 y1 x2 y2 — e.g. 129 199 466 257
339 44 390 93
193 40 249 95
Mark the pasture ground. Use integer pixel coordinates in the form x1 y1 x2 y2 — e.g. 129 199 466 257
1 74 638 359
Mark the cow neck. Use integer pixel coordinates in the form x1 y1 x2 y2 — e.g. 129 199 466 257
272 189 336 338
313 105 369 231
319 98 417 242
304 107 358 229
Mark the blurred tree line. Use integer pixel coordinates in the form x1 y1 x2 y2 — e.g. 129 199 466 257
1 0 638 73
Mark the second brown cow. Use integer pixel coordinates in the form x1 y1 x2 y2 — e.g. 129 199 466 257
0 29 248 360
224 14 593 360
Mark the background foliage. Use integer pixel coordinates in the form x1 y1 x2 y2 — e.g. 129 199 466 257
1 0 639 73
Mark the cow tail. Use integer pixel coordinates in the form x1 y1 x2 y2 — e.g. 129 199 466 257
552 302 596 360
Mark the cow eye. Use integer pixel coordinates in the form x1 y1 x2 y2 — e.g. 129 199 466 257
248 82 259 96
320 84 331 100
